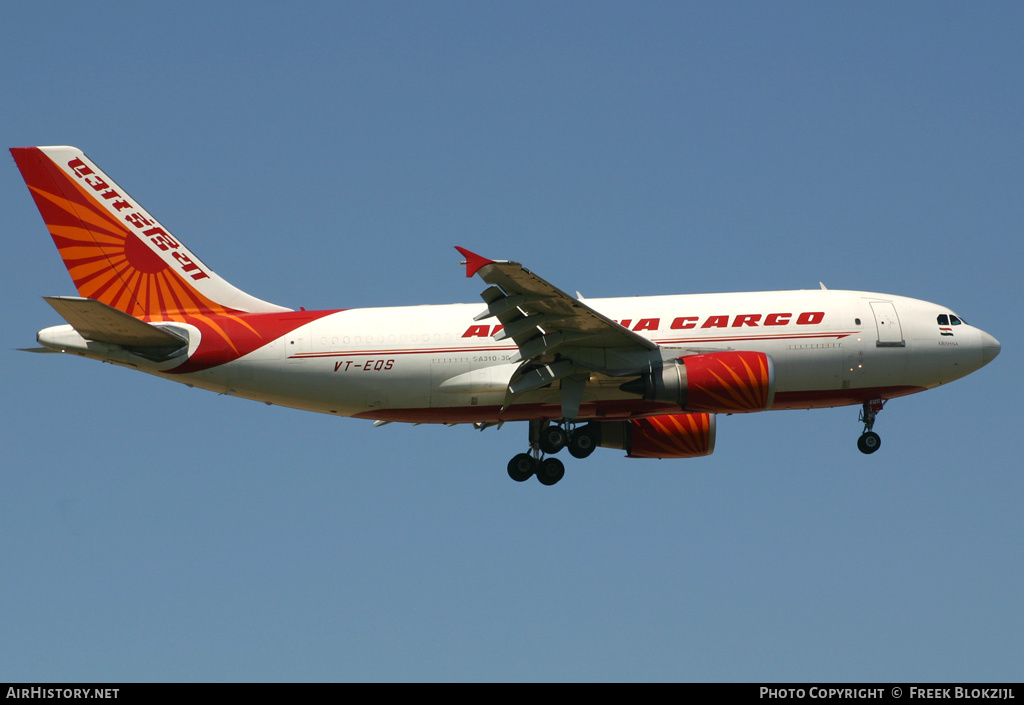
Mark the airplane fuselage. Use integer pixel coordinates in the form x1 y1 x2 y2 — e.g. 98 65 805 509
39 288 996 423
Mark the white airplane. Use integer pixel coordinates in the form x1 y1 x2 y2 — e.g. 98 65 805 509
13 146 1001 485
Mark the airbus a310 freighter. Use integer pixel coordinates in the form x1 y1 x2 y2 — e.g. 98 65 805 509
12 146 1001 486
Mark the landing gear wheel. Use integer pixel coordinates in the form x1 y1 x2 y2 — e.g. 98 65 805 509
857 431 881 454
538 425 568 455
856 399 885 455
536 457 565 486
568 425 598 459
507 453 537 482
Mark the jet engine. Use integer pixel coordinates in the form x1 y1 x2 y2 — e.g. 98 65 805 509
620 350 776 413
595 412 716 459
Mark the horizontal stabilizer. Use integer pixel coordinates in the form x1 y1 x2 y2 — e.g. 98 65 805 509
43 296 187 348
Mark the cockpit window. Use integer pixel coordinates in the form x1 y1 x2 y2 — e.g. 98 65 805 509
951 315 963 326
937 314 949 326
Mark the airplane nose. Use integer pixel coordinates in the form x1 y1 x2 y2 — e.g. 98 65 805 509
981 331 1001 365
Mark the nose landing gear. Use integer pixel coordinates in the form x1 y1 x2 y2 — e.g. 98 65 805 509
857 399 886 454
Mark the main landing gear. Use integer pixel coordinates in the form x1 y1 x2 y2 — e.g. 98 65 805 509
507 420 600 486
857 399 886 454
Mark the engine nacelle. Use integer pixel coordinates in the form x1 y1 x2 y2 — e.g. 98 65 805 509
597 412 716 459
620 350 776 413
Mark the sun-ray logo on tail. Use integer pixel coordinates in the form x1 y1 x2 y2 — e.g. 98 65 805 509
11 146 289 315
10 146 314 369
12 147 235 318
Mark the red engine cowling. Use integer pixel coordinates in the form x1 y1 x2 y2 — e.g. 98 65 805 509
597 412 716 459
620 350 775 413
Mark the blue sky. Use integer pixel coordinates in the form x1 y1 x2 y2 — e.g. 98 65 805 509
1 2 1021 682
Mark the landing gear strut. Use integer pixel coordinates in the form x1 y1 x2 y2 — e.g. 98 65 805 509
505 420 600 485
857 399 885 454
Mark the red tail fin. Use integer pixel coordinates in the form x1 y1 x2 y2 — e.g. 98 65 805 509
11 146 289 318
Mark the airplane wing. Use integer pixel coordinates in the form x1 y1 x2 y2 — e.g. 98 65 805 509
456 247 659 417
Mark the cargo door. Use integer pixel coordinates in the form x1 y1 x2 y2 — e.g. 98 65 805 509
870 301 905 347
